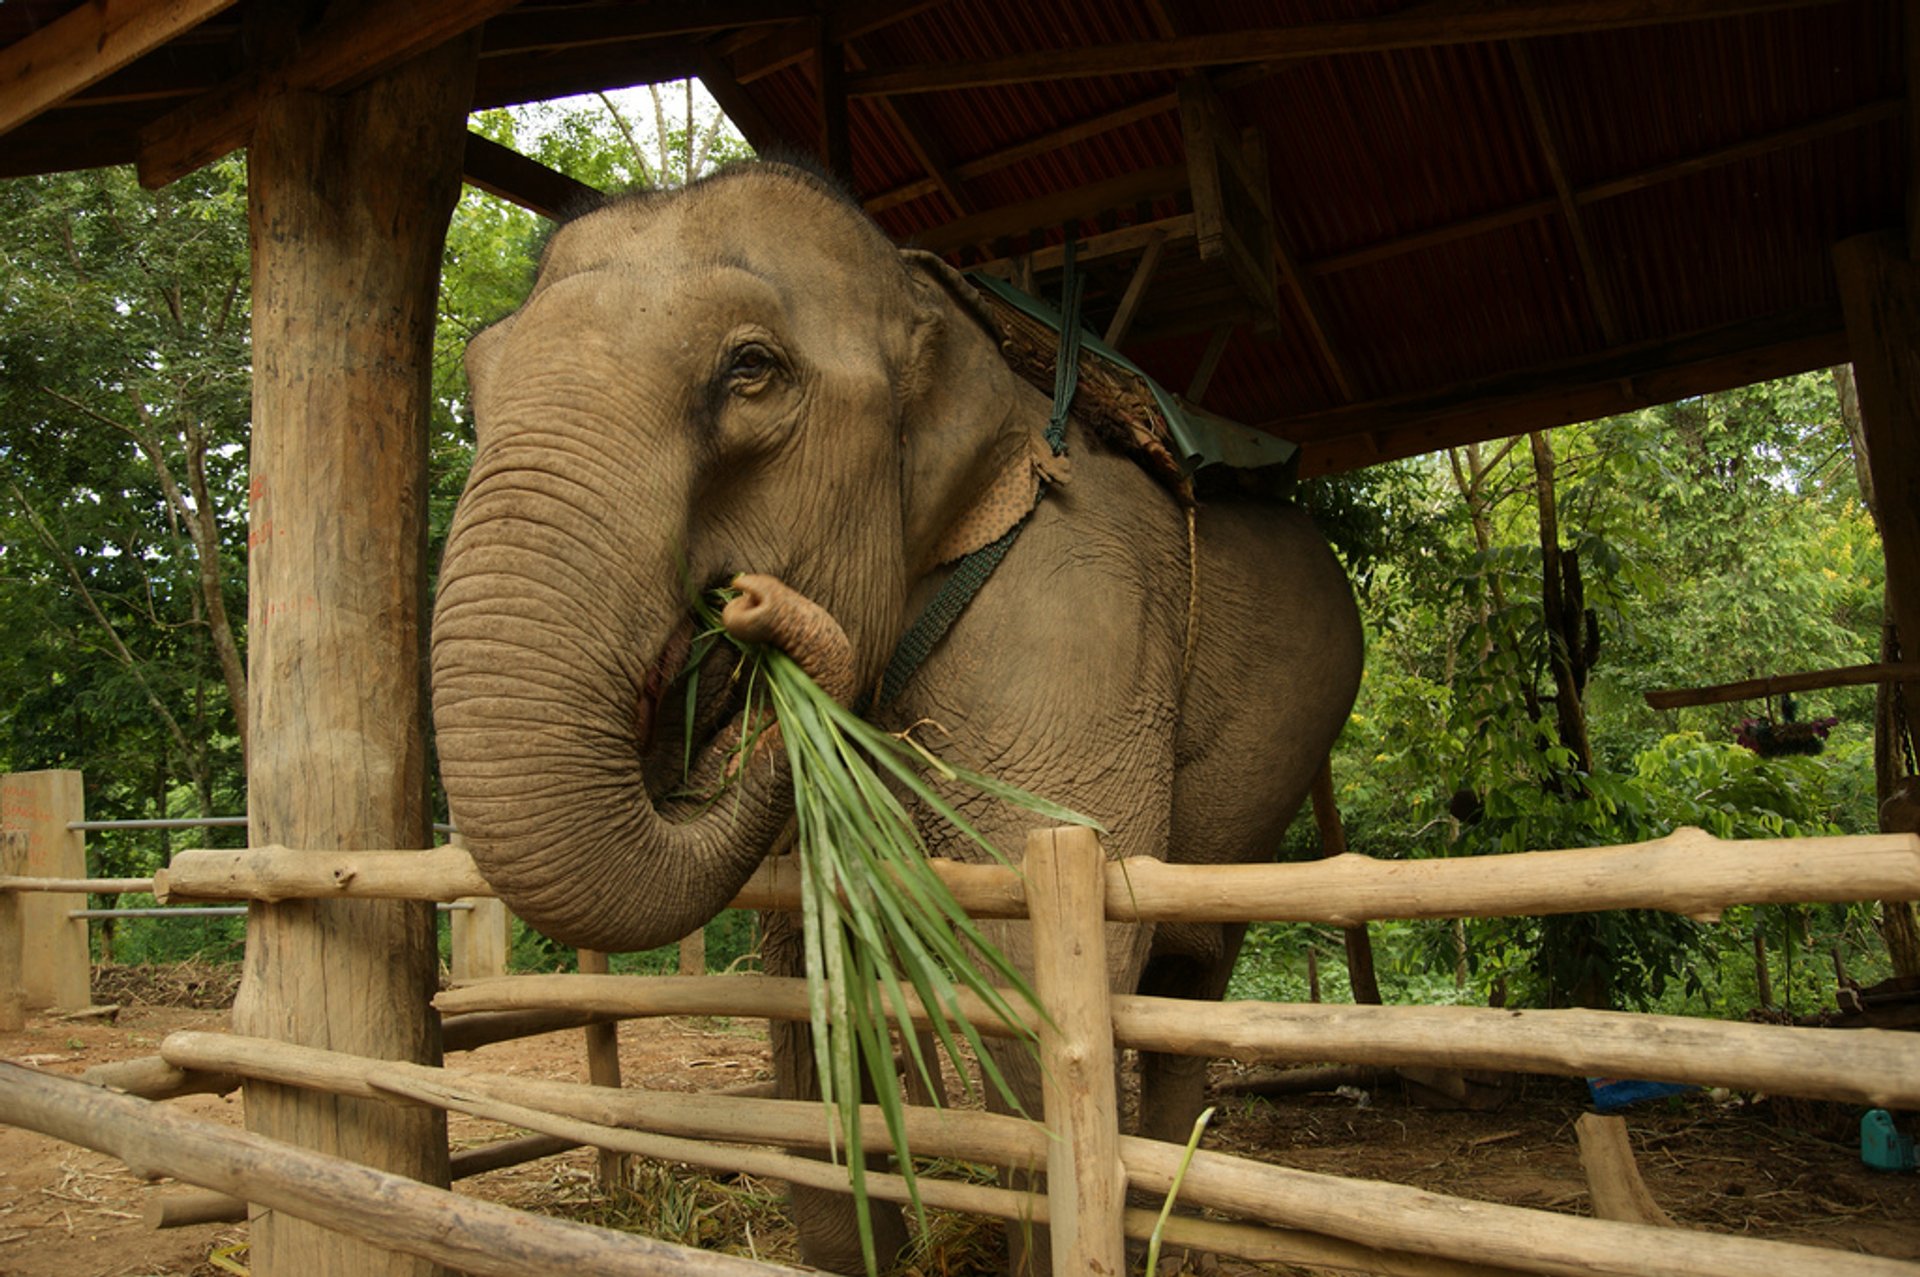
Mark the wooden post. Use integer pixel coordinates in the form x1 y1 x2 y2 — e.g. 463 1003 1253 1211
451 896 510 982
576 949 626 1190
1310 762 1381 1004
0 830 26 1030
0 771 89 1011
1024 827 1126 1277
238 33 477 1277
1575 1113 1675 1227
677 924 706 977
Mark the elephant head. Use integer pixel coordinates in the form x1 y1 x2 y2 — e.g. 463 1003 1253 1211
431 164 1053 952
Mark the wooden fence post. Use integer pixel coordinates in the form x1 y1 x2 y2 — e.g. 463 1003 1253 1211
450 896 510 982
0 829 26 1030
577 949 627 1189
1024 826 1126 1276
0 771 89 1011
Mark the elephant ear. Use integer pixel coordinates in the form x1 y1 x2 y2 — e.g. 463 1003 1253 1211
899 250 1070 569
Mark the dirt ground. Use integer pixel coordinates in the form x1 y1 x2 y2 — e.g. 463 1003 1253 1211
0 976 1915 1277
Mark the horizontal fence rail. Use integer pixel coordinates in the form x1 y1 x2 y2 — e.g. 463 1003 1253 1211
429 973 1920 1110
153 826 1920 923
147 1031 1920 1277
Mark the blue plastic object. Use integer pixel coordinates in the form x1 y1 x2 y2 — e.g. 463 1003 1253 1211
1586 1077 1697 1113
1861 1109 1917 1172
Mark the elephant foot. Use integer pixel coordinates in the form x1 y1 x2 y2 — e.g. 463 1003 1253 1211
790 1180 908 1275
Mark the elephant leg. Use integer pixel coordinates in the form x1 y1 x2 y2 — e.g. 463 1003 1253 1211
1135 921 1248 1145
762 909 910 1274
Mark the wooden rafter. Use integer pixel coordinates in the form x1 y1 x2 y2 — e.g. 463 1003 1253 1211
477 1 811 57
472 44 694 112
972 213 1195 277
0 0 239 138
910 164 1188 255
462 133 600 220
136 0 521 189
1102 231 1168 347
847 0 1837 97
1289 307 1848 475
694 49 801 156
1508 42 1621 345
729 0 950 85
847 44 975 216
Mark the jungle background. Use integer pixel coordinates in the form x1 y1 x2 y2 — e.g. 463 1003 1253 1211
0 86 1905 1026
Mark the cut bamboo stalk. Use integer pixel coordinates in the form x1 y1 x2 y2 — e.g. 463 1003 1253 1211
432 974 1920 1108
1575 1114 1675 1227
1645 661 1920 710
1025 826 1127 1276
145 1133 580 1229
0 1063 798 1277
152 1033 1911 1277
156 827 1920 925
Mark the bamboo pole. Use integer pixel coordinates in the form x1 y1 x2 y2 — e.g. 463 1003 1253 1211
1024 826 1127 1276
158 826 1920 924
432 973 1920 1108
1644 661 1920 710
0 1063 794 1277
152 1034 1914 1277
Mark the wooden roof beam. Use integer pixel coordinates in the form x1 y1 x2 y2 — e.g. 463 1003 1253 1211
695 49 805 158
847 43 976 216
848 0 1841 97
0 0 239 138
1287 307 1849 476
910 164 1189 255
478 1 812 57
462 133 601 220
136 0 521 189
1509 42 1622 345
728 0 951 85
1304 97 1902 277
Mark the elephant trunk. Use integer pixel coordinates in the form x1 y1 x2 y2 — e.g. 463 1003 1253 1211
433 492 850 951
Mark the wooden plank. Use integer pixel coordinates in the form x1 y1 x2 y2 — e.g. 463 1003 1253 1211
238 32 478 1276
0 0 238 138
0 1064 800 1277
462 132 601 221
1291 310 1848 475
1024 827 1126 1276
1645 661 1920 710
908 163 1188 254
0 771 88 1012
848 0 1842 97
136 0 519 189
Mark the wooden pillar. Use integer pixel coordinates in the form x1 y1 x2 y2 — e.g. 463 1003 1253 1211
814 19 851 185
238 34 477 1277
1025 826 1126 1276
0 830 27 1030
0 771 89 1011
449 895 510 982
1834 231 1920 977
575 949 627 1189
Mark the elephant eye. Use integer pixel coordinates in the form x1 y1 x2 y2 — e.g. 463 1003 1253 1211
724 341 780 395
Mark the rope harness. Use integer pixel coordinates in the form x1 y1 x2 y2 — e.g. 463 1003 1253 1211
876 237 1085 708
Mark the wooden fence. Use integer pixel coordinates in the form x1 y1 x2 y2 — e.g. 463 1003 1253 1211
0 817 1917 1275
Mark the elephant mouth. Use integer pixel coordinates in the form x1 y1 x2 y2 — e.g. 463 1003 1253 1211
635 607 764 810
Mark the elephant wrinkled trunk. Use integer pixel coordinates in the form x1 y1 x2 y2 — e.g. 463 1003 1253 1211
433 558 853 954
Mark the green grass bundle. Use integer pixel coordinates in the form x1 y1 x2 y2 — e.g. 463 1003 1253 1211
692 589 1095 1273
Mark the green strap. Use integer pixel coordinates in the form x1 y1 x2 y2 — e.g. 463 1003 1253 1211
877 235 1081 709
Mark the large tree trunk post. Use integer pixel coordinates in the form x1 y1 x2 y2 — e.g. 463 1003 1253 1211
239 35 478 1276
1834 233 1920 978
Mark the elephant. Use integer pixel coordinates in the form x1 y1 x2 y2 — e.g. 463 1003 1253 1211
430 161 1363 1274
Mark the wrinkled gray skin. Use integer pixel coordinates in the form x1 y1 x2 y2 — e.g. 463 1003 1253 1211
432 164 1362 1274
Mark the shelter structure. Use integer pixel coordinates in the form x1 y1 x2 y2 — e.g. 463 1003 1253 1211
0 3 1916 1275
